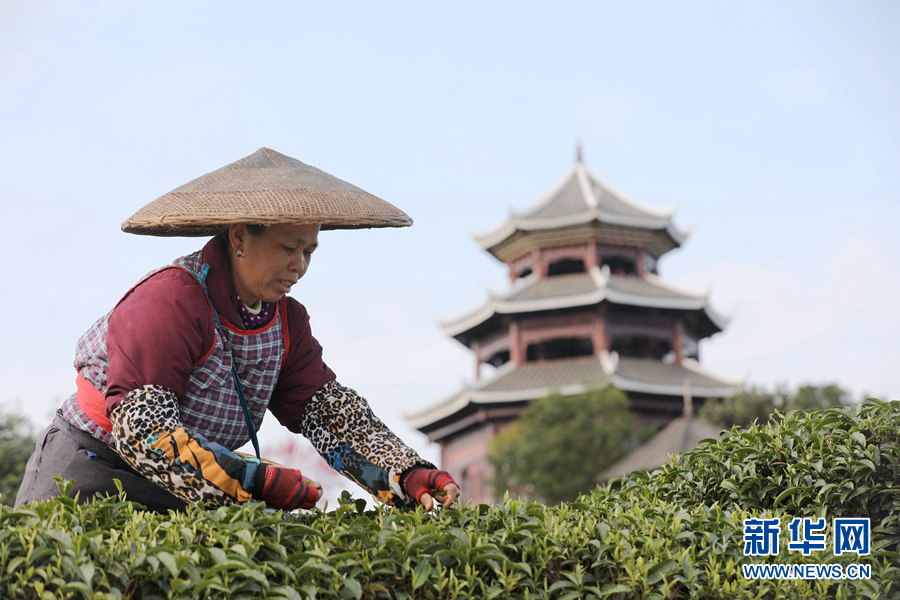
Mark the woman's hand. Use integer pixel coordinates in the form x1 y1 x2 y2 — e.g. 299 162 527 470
401 468 461 510
303 476 324 499
255 465 322 510
419 482 461 510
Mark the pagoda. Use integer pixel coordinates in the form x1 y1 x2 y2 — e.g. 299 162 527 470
404 150 744 504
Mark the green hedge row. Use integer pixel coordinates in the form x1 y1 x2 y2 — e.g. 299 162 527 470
1 399 897 599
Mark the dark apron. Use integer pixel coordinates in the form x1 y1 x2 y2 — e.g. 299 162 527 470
14 412 187 513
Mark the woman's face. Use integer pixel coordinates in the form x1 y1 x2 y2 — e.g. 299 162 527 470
228 223 320 306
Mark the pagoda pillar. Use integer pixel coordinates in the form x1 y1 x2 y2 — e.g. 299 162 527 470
509 319 524 364
592 307 608 355
473 340 481 380
532 249 548 278
585 241 598 271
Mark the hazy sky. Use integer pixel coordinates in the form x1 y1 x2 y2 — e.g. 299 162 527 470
1 1 897 502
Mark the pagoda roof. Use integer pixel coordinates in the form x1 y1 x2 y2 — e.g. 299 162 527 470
596 415 724 482
439 265 729 338
404 352 745 433
472 160 689 255
600 351 745 398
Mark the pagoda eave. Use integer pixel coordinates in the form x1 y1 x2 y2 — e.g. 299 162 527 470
608 374 739 399
471 160 687 260
472 219 687 264
439 272 725 341
601 351 746 395
404 355 744 436
403 358 607 435
405 384 605 441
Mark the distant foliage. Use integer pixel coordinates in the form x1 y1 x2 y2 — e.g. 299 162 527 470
790 384 851 411
701 384 850 429
0 409 36 506
489 386 638 505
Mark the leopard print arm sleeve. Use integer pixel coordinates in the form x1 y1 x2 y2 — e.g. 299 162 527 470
110 385 260 507
299 380 435 507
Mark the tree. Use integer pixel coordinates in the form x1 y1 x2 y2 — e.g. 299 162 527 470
699 388 782 430
700 383 850 430
790 383 849 411
0 410 36 506
489 386 638 505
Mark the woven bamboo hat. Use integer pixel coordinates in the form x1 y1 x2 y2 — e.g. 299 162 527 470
122 148 412 236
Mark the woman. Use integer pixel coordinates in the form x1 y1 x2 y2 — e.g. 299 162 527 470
15 148 459 513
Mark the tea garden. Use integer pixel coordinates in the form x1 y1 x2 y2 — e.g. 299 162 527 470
1 399 897 599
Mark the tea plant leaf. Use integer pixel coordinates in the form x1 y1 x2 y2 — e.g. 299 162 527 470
155 551 178 578
234 568 268 587
773 486 802 508
646 559 676 584
270 585 305 600
45 529 72 546
411 561 433 590
79 561 95 586
600 583 633 595
59 581 92 596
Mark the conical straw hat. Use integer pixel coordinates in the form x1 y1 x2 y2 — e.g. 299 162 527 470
122 148 412 236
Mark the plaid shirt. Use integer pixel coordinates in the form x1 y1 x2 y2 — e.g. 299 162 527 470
62 250 287 450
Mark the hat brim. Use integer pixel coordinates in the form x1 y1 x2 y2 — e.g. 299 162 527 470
121 148 413 236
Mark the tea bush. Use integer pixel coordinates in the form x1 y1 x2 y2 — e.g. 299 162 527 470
1 399 897 599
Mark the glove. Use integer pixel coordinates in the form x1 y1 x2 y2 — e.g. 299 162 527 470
253 465 320 510
401 468 458 504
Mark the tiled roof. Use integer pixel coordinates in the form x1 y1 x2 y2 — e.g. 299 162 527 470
403 353 744 431
596 416 724 482
481 356 606 392
615 357 728 389
606 274 699 299
527 176 590 219
607 354 745 398
472 160 688 251
592 181 654 218
505 273 598 302
439 268 726 337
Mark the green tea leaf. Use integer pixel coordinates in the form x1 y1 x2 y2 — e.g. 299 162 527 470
411 561 433 590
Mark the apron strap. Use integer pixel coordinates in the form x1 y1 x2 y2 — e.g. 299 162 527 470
183 263 262 460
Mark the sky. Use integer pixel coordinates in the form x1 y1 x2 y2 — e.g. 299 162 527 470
1 1 897 504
